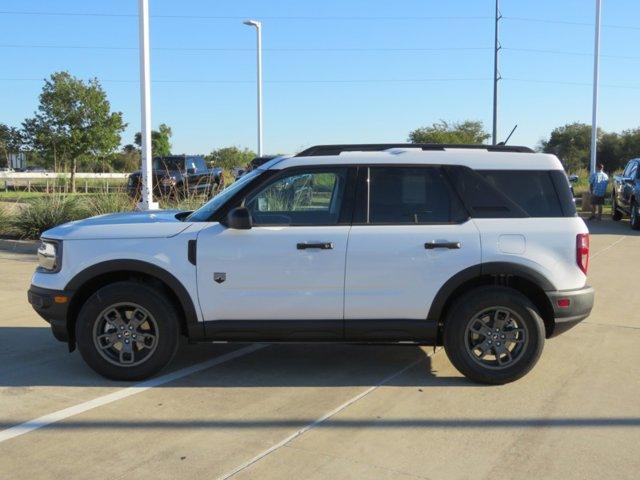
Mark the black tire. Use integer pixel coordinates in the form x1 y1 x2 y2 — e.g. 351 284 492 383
443 286 545 385
76 281 180 381
611 193 622 221
630 201 640 230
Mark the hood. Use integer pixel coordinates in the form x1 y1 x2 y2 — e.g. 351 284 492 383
43 210 192 240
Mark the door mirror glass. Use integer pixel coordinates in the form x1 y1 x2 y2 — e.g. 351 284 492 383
226 206 253 229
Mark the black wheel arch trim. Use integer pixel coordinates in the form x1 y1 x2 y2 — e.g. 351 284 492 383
427 262 556 321
65 259 203 338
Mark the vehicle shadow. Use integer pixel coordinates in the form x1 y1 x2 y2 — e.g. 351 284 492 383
0 327 474 388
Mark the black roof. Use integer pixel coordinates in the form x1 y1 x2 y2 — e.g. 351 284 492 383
295 143 534 157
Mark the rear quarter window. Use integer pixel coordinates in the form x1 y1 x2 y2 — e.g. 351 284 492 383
479 170 576 218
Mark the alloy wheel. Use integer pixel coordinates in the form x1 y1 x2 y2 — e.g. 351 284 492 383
464 307 529 370
92 303 159 367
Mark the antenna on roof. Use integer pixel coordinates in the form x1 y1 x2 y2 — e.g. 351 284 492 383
498 124 517 146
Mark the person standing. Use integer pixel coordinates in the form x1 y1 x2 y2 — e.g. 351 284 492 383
589 163 609 220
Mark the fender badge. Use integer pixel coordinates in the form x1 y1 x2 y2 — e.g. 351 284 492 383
214 272 226 284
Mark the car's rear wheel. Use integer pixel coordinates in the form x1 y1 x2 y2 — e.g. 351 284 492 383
630 201 640 230
443 286 545 385
76 281 180 381
611 193 622 221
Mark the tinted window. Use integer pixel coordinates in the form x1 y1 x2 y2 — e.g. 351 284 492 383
623 161 635 178
153 157 184 171
368 167 467 224
245 168 348 226
629 162 638 180
479 170 564 217
444 166 526 218
187 157 207 172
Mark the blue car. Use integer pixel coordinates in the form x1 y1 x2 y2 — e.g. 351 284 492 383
612 158 640 229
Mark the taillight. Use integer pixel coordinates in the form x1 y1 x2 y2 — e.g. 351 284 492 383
577 233 589 274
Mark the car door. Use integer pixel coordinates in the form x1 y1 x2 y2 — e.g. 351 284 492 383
196 166 354 338
620 161 638 212
344 166 481 339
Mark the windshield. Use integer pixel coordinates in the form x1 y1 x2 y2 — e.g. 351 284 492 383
186 169 263 221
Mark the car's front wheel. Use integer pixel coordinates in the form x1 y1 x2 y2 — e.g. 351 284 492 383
443 286 545 385
76 281 180 381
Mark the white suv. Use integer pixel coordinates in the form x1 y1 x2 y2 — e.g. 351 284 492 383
28 144 594 384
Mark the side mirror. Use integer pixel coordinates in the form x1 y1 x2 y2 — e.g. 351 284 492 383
226 206 252 230
568 175 579 184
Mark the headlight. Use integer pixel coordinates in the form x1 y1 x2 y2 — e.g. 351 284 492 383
37 240 61 272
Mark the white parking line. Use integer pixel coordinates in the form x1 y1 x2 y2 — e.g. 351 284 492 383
0 343 266 444
216 351 433 480
591 236 626 259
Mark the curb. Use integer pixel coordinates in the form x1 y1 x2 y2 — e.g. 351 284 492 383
0 238 39 255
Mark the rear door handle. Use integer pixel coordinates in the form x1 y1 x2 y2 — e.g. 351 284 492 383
297 242 334 250
425 241 461 250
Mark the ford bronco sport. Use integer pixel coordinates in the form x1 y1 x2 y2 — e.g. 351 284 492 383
28 144 594 384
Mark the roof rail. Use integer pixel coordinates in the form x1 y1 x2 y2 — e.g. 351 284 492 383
295 143 534 157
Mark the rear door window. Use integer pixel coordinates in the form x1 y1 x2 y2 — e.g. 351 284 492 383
478 170 564 217
367 167 467 224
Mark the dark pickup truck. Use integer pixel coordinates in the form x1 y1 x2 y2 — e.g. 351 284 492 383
612 158 640 229
127 155 222 198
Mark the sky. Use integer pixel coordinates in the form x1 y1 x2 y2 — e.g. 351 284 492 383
1 0 639 156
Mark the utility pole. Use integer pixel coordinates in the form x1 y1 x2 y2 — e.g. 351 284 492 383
590 0 602 174
492 0 502 145
137 0 158 210
244 20 263 157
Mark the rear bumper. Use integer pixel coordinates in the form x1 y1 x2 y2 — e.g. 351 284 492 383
28 285 72 342
546 285 595 338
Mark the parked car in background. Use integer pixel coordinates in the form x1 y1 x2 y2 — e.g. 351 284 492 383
127 155 222 198
612 158 640 229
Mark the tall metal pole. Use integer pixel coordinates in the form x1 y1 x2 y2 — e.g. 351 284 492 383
244 20 263 156
137 0 158 210
492 0 501 145
590 0 602 174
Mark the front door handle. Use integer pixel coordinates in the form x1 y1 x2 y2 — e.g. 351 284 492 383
425 241 461 250
297 242 334 250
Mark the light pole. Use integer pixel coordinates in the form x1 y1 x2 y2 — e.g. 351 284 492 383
589 0 602 174
243 20 263 157
492 0 502 145
137 0 158 210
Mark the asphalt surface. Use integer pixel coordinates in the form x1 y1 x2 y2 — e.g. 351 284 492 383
0 218 639 479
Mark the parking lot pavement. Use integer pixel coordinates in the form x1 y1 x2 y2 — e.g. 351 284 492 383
1 218 639 479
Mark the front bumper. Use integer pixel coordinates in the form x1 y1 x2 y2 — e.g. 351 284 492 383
546 285 595 337
28 285 73 342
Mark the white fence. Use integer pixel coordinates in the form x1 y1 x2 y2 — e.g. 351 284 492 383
0 172 129 193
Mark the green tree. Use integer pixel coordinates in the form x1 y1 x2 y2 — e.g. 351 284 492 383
598 132 622 172
0 123 23 168
408 120 490 144
618 128 640 168
539 123 594 172
22 72 126 190
207 146 256 171
134 123 172 157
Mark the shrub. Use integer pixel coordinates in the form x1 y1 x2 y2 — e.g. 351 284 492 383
0 207 15 237
80 192 135 217
159 193 207 212
11 195 83 239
